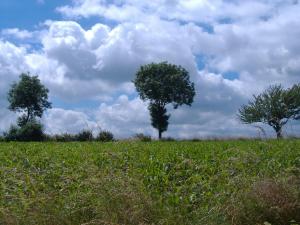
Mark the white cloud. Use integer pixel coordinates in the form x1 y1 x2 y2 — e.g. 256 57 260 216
43 108 97 134
0 41 28 102
0 0 300 138
1 28 33 39
57 0 297 24
92 95 153 137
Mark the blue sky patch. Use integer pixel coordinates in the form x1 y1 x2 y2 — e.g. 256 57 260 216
223 71 239 80
0 0 118 32
0 0 70 29
195 54 208 70
51 97 101 110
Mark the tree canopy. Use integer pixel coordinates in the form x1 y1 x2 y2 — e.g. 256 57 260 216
238 84 300 138
8 73 52 126
134 62 195 139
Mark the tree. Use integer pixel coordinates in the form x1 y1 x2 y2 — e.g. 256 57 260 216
148 103 170 139
133 62 195 139
4 121 45 142
76 130 93 142
238 84 300 138
8 73 51 126
97 130 114 142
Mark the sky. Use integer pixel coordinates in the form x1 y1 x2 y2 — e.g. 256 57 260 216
0 0 300 139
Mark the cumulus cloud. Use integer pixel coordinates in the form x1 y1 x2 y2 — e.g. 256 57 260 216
0 41 28 102
0 0 300 138
41 20 198 82
1 28 33 39
43 108 97 134
57 0 298 24
93 95 154 137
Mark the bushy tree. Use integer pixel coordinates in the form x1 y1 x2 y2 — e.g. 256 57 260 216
76 130 93 141
148 103 170 138
133 62 195 139
238 84 300 138
4 120 45 142
3 125 19 141
97 130 114 142
133 133 152 142
17 121 45 141
6 73 51 141
53 133 76 142
8 73 51 125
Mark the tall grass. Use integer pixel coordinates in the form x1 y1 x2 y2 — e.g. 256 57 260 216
0 140 299 224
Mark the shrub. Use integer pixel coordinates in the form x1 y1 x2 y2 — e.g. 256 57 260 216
227 177 300 225
0 135 4 142
97 130 114 142
76 130 93 142
161 137 176 141
191 138 202 142
52 133 76 142
3 125 19 141
4 121 45 142
17 121 45 141
134 133 152 142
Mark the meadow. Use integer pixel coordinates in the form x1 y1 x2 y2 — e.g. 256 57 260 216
0 140 299 225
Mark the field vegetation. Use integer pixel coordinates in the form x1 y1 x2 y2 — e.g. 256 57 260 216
0 140 299 225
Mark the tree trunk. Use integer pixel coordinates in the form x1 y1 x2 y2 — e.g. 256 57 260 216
275 126 283 139
158 130 162 140
276 130 282 139
26 108 31 124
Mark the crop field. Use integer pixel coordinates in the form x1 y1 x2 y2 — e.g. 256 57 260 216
0 140 300 225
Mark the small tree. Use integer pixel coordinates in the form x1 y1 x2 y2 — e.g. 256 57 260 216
133 62 195 139
8 73 52 126
76 130 93 141
148 103 170 138
4 120 45 142
97 130 114 142
238 84 300 138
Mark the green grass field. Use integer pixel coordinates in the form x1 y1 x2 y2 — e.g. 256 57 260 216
0 140 300 225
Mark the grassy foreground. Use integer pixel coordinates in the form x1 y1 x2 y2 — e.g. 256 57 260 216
0 140 299 225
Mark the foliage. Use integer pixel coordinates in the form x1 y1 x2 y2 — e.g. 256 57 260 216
134 62 195 108
134 62 195 139
97 130 114 142
17 121 44 141
76 130 93 142
134 133 152 142
228 177 300 225
238 84 300 138
148 103 170 139
0 140 299 224
3 125 19 141
0 135 4 142
161 136 176 141
3 121 45 141
7 73 51 125
52 133 77 142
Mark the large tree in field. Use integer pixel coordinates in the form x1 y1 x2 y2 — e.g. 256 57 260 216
238 84 300 138
8 73 52 126
133 62 195 139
